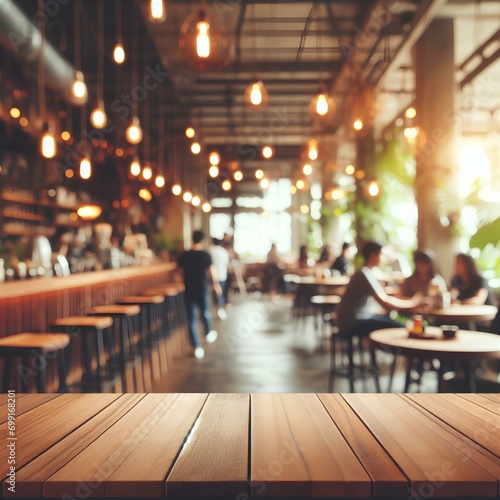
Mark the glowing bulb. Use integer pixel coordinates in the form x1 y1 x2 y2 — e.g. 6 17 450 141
315 94 329 116
183 191 193 203
296 179 305 190
209 151 220 166
10 107 21 119
61 131 71 141
71 71 87 102
368 181 380 197
260 178 269 189
142 164 153 180
262 146 273 159
290 185 297 194
172 184 182 196
300 204 309 214
41 130 56 159
113 43 125 64
19 117 28 127
196 21 210 58
222 179 232 191
80 157 91 179
202 202 211 213
90 102 107 129
155 175 165 188
186 127 195 138
308 140 318 160
130 157 141 176
126 116 143 144
404 127 418 143
353 119 364 131
139 188 152 201
255 169 264 180
345 164 355 175
250 83 263 106
303 164 313 176
149 0 166 22
405 107 417 119
234 170 243 181
355 170 366 180
192 195 201 207
191 142 201 154
209 166 219 178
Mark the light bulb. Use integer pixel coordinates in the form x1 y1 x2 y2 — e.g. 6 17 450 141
303 164 312 176
234 170 243 181
149 0 166 22
209 151 220 166
90 102 107 129
183 191 193 202
61 131 71 141
296 179 305 190
262 146 273 159
196 21 210 58
260 178 269 189
308 140 318 160
139 188 153 201
250 83 263 106
172 184 182 196
405 107 417 119
222 179 231 191
315 94 329 116
41 130 56 159
209 166 219 178
130 157 141 176
353 119 363 131
290 185 297 194
192 195 201 207
368 181 380 197
404 127 418 143
113 43 125 64
142 164 153 180
10 107 21 119
345 164 355 175
255 169 264 180
126 116 143 144
155 175 165 188
80 157 91 179
186 127 195 138
202 202 211 213
71 71 87 102
191 142 201 154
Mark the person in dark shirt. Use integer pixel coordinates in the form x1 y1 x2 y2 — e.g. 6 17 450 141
331 242 352 276
178 230 222 359
450 253 493 305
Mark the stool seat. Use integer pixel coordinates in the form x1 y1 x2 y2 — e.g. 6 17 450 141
144 287 180 297
51 316 113 330
0 333 70 353
90 305 141 316
117 295 165 305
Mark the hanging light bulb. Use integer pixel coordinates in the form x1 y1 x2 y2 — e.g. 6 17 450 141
317 94 329 115
130 157 141 176
260 178 269 189
113 43 125 64
196 20 210 58
405 107 417 119
244 80 268 109
202 202 211 213
367 181 380 197
222 179 232 191
308 140 318 160
234 170 243 181
209 165 219 178
41 126 56 159
90 101 107 129
345 164 355 175
142 163 153 180
139 188 153 201
155 175 165 188
192 195 201 207
353 119 364 131
191 142 201 154
80 157 92 179
262 146 273 159
71 71 88 103
209 151 220 166
149 0 166 22
126 116 143 144
172 184 182 196
255 169 264 180
185 127 196 138
183 191 193 203
296 179 305 190
309 92 335 121
303 164 313 176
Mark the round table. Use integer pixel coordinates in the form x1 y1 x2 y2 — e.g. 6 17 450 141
370 326 500 392
415 304 497 330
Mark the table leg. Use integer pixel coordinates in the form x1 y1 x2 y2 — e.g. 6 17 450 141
466 361 477 392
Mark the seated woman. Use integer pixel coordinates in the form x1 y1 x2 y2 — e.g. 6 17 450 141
262 244 283 294
401 248 447 298
337 241 422 338
450 253 494 305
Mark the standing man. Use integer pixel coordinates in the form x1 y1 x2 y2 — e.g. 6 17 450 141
209 238 230 320
178 230 221 359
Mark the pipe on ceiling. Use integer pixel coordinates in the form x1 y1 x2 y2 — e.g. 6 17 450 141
0 0 85 105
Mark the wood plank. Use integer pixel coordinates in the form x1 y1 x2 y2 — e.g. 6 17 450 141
0 394 119 480
456 394 500 416
318 394 408 498
399 395 500 495
0 394 60 424
106 394 208 498
344 393 497 498
9 394 145 498
166 394 249 499
406 394 500 457
44 394 180 498
250 394 371 498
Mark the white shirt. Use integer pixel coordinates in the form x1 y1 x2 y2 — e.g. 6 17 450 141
209 245 230 282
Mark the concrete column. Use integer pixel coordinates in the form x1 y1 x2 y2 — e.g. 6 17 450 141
414 18 460 280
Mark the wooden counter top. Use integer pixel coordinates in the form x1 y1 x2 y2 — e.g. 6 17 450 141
1 393 499 499
0 263 177 300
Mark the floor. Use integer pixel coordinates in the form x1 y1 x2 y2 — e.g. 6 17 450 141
151 293 445 393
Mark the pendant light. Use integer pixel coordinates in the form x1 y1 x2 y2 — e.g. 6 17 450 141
126 13 143 144
172 184 182 196
130 156 141 176
71 1 87 104
154 86 166 189
90 0 107 129
80 157 92 179
142 163 153 180
209 151 220 166
41 125 56 159
149 0 166 22
185 127 196 138
71 70 88 103
113 0 125 64
307 139 318 160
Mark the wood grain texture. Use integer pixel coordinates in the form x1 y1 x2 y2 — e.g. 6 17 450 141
44 394 176 498
0 333 70 352
7 394 145 498
456 394 500 415
405 393 500 457
0 394 60 424
318 394 408 498
106 394 208 498
251 394 371 498
166 394 249 499
51 316 113 329
344 393 497 498
90 305 141 316
0 394 119 480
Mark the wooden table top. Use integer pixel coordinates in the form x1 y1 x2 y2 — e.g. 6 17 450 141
310 295 342 306
1 393 499 499
415 304 498 323
370 327 500 360
292 275 351 287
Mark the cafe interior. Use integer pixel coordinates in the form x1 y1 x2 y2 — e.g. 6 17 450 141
0 0 500 498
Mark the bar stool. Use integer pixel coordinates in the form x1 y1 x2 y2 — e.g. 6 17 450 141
51 316 113 392
0 333 70 393
89 305 141 392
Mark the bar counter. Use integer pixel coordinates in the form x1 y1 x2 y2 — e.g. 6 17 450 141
1 393 498 499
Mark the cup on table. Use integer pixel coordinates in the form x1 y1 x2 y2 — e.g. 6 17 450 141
441 325 459 339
